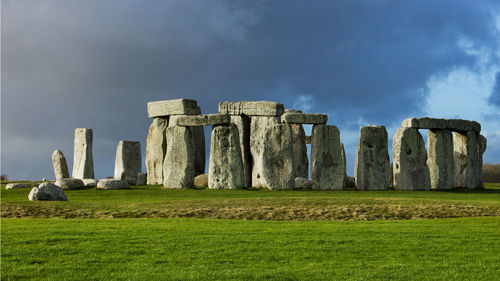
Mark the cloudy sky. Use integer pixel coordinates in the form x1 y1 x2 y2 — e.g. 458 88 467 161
2 0 500 180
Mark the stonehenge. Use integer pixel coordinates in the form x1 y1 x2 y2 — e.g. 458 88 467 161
72 128 94 179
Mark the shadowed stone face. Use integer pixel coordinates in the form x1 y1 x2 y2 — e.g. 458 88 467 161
427 129 454 190
219 101 284 116
230 115 252 187
72 128 94 179
114 140 141 183
163 126 195 188
291 124 308 179
311 125 345 190
392 127 430 190
355 125 390 190
453 131 481 189
52 149 69 179
146 118 168 185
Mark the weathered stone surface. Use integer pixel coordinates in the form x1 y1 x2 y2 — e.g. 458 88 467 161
168 115 205 177
208 124 245 189
231 115 252 187
291 124 308 178
281 113 327 124
137 173 147 185
52 150 69 179
147 99 198 118
6 183 31 189
454 131 482 189
114 141 141 184
285 109 302 113
96 179 129 190
146 118 168 185
194 174 208 187
354 126 390 190
82 179 98 188
305 135 312 144
55 178 85 190
402 117 481 133
310 125 345 190
163 126 195 188
219 101 284 116
72 128 94 179
250 117 294 189
294 177 318 190
427 130 454 190
174 114 230 126
477 134 487 188
28 182 68 201
392 127 430 190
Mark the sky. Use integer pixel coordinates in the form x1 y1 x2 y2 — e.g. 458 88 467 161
2 0 500 180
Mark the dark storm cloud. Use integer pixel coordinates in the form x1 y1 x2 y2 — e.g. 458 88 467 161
2 0 500 179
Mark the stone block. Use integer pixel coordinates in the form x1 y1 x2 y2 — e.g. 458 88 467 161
28 182 68 201
194 174 208 187
114 141 142 183
219 101 284 116
454 131 481 189
231 115 252 187
52 150 69 179
72 128 94 179
291 124 308 178
146 118 168 185
402 117 480 133
6 183 31 189
55 178 85 190
174 114 230 126
427 130 454 190
147 99 198 118
310 125 345 190
96 179 130 190
163 126 195 188
294 177 318 190
281 113 327 124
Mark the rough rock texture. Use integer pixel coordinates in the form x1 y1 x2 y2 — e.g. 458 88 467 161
6 183 31 189
231 115 252 187
163 126 195 188
392 127 430 190
72 128 94 179
96 179 130 190
147 99 198 118
208 124 245 189
28 182 68 201
52 150 69 179
477 134 487 188
281 113 327 124
402 117 481 133
291 124 308 178
136 173 147 185
82 179 98 188
354 126 390 190
146 118 167 185
294 177 318 190
55 178 85 190
219 101 284 116
194 174 208 187
310 125 345 190
250 117 294 189
305 135 312 144
114 141 141 183
454 131 481 189
427 129 454 190
174 114 230 126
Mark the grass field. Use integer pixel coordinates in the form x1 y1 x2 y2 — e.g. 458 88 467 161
1 183 500 280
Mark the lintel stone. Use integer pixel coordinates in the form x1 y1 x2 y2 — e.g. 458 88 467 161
218 101 284 116
147 99 198 118
281 113 327 124
174 114 230 127
402 117 480 133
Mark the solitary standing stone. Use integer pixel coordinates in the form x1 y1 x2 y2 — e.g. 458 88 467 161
114 141 142 184
72 128 94 179
427 129 454 190
146 118 168 185
392 127 430 190
354 126 390 190
209 124 245 189
52 149 69 179
311 125 345 190
291 124 308 178
230 115 252 187
251 117 294 189
163 126 195 188
454 131 481 189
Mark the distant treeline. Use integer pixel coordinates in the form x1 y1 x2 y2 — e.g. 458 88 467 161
483 163 500 183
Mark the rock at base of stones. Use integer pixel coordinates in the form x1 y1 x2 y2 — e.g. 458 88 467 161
28 182 68 201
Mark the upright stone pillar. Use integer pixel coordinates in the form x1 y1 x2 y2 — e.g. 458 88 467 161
72 128 94 179
290 124 308 179
52 150 69 179
193 106 205 176
354 126 390 190
477 134 487 189
230 115 252 187
250 117 294 189
146 118 167 185
427 129 454 190
114 141 142 184
311 125 345 190
392 127 430 190
454 131 481 189
163 126 195 188
208 124 245 189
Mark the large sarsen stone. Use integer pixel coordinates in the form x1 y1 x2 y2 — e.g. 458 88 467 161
163 126 195 188
114 141 142 183
310 125 345 190
427 129 454 190
52 150 69 179
28 182 68 201
72 128 94 179
146 118 168 185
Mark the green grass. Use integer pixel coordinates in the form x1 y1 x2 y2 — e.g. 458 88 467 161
2 217 499 280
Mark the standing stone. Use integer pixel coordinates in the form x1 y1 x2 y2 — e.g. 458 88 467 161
72 128 94 179
477 135 487 188
392 127 430 190
250 117 294 189
208 124 245 189
52 150 69 179
114 141 142 184
291 124 308 178
137 172 147 185
146 118 167 185
231 115 252 187
163 126 195 188
427 129 454 190
354 126 390 190
310 125 345 190
169 114 205 177
454 131 481 189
